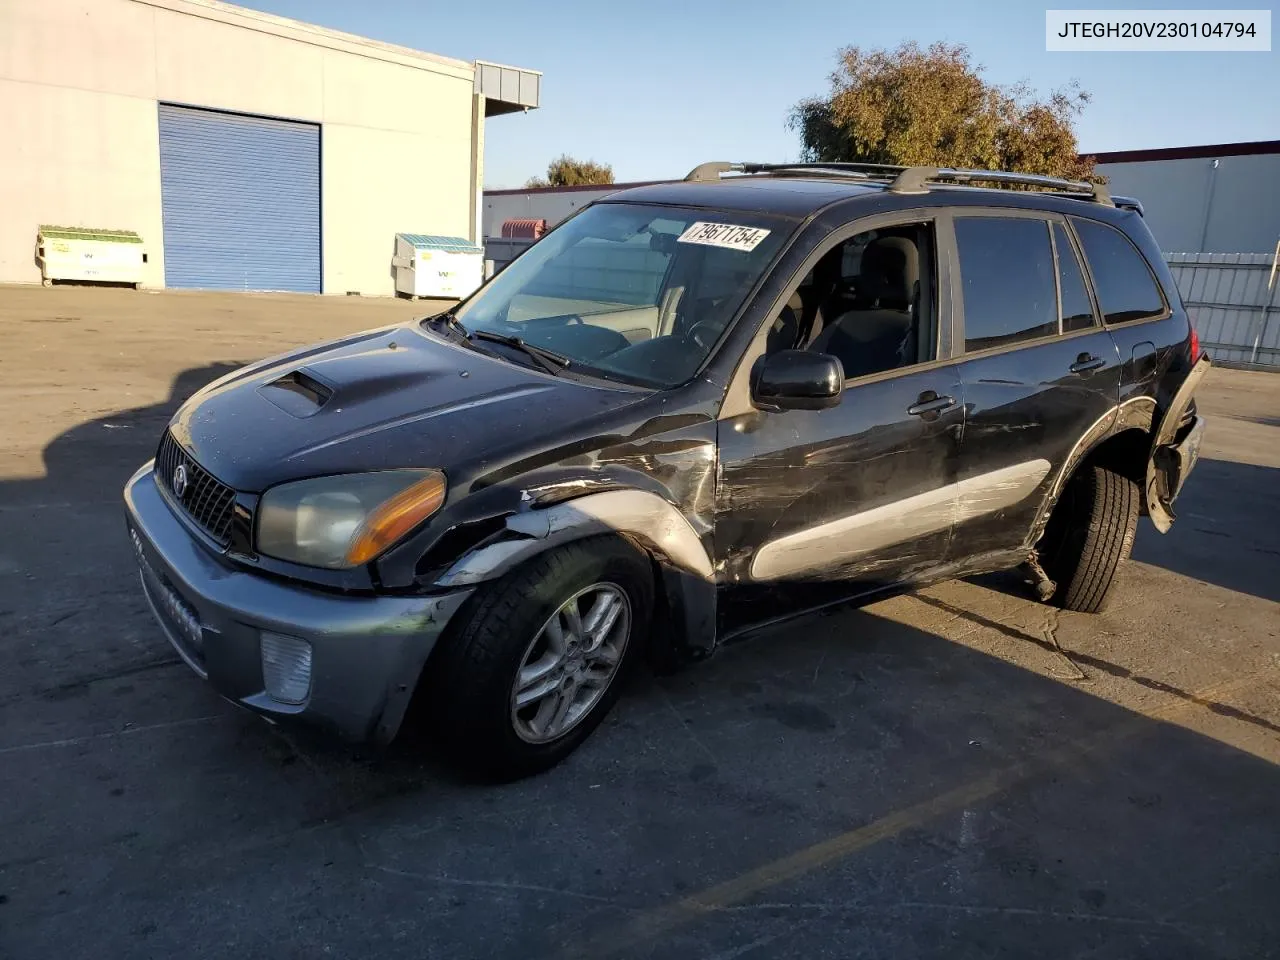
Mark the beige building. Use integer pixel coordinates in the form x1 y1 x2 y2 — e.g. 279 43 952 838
0 0 539 294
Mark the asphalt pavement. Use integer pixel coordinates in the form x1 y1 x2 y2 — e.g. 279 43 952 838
1 286 1277 960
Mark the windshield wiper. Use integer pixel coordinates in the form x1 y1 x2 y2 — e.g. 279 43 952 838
424 313 571 376
471 330 572 376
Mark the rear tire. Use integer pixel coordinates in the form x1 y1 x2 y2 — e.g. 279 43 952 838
1038 463 1139 614
425 537 652 781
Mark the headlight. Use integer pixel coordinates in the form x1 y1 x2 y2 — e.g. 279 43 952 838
256 470 446 569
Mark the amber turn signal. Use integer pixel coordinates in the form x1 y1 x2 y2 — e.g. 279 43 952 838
344 471 447 566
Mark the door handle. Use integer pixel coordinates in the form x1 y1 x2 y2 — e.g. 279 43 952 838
1070 353 1106 374
907 393 957 417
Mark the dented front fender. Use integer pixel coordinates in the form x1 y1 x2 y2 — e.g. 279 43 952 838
433 488 714 587
430 487 719 661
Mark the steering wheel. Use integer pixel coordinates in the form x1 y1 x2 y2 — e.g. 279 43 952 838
684 321 722 352
528 323 632 362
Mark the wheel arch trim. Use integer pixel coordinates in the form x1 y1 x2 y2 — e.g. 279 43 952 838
430 488 718 661
431 488 714 588
1028 396 1156 544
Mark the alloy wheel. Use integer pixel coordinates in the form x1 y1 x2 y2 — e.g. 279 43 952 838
510 582 632 744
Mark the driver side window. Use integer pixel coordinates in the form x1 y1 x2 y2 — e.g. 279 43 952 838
768 221 938 381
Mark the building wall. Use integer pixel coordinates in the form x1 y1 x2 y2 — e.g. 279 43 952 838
1098 154 1280 255
482 185 634 238
0 0 480 294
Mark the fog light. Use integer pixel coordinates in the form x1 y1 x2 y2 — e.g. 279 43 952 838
261 632 313 704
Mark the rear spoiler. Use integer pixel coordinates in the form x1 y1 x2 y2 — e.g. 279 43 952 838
1058 192 1144 216
1112 195 1144 216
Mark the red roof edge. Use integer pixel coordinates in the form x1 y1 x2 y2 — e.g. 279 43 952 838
1087 140 1280 164
484 179 669 197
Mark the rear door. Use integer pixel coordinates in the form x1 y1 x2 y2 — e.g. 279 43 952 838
944 210 1123 560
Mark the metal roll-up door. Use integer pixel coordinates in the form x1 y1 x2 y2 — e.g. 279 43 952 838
158 104 320 292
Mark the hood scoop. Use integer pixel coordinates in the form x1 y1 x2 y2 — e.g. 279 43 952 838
258 369 334 418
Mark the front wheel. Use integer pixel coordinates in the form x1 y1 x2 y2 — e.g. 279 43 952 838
426 537 652 780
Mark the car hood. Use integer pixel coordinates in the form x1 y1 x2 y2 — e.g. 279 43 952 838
168 323 647 492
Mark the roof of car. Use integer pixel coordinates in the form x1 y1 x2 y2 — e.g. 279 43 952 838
600 175 1130 222
601 177 885 218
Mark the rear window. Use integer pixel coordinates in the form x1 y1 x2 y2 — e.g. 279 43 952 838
1071 218 1166 324
956 217 1058 352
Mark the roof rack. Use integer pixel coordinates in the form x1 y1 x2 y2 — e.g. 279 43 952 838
683 161 1114 206
683 162 739 182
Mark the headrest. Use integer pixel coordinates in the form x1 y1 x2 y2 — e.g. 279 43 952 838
859 237 919 308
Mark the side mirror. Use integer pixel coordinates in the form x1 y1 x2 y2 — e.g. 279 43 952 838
750 350 843 411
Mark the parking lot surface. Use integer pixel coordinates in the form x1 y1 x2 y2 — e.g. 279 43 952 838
1 286 1278 959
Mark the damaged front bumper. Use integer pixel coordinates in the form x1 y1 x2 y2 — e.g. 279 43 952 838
123 463 473 743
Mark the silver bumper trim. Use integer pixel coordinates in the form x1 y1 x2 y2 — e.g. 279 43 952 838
123 463 473 743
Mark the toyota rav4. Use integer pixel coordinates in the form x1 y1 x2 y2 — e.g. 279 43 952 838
124 161 1208 778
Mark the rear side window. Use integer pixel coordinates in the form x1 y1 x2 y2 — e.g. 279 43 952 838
1072 218 1166 324
1053 223 1096 333
955 217 1057 352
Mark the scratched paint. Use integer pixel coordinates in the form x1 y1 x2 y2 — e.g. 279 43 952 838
750 460 1051 580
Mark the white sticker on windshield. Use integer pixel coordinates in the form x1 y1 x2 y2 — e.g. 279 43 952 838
676 221 771 252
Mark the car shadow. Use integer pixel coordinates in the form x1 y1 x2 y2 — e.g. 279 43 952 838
15 362 244 507
909 591 1280 736
971 457 1280 606
0 360 252 718
1218 414 1280 428
1130 457 1280 604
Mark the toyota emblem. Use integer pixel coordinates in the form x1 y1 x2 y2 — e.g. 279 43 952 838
173 463 188 499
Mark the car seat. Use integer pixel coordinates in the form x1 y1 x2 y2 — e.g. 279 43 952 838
808 236 920 379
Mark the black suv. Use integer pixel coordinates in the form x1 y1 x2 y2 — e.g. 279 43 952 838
124 161 1208 778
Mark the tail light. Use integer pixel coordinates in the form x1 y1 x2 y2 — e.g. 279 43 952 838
1188 323 1201 362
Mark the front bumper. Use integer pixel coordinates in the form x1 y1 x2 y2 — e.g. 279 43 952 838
123 463 473 743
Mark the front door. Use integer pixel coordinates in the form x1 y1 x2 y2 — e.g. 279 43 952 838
714 216 966 635
945 213 1123 559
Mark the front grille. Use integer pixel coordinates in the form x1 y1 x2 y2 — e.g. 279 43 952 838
155 432 236 546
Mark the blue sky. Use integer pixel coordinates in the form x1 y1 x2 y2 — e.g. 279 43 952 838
237 0 1278 188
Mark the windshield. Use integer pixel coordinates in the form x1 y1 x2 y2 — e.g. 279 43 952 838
443 202 791 387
